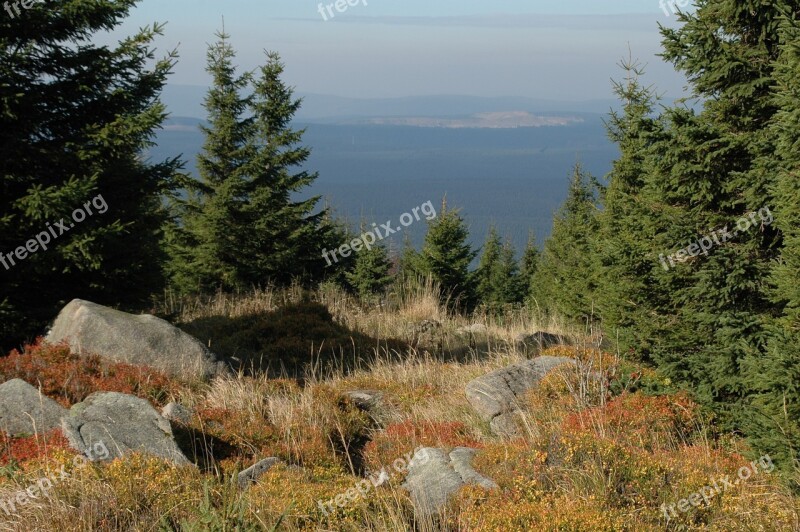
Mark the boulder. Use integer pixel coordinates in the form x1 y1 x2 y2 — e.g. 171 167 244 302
465 356 574 436
344 390 383 411
402 447 496 516
237 457 283 488
62 391 190 465
456 324 488 336
161 402 193 425
0 379 67 436
46 299 229 379
515 331 568 353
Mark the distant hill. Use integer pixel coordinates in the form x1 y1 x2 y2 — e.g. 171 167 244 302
160 84 623 123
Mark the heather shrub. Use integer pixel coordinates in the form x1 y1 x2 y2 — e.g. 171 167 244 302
0 339 183 407
362 419 483 470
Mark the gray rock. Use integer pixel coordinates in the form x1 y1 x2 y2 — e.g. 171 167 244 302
237 457 283 488
0 379 67 436
62 391 190 465
515 331 568 353
456 324 488 336
161 402 193 425
46 299 229 379
489 411 524 438
402 447 496 516
465 356 574 436
344 390 383 411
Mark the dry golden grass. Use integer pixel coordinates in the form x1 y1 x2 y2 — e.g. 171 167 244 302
2 285 799 531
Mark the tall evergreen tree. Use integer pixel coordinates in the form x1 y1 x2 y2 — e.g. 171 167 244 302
167 30 253 293
743 12 800 471
531 164 601 322
639 1 785 428
168 38 329 293
0 2 180 351
242 51 328 285
593 59 668 359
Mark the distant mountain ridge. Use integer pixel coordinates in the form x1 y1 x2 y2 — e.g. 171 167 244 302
160 84 623 123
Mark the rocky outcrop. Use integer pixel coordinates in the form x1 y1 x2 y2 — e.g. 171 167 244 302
0 379 67 436
514 331 568 354
161 402 193 425
402 447 497 516
46 299 229 379
62 391 190 465
465 356 575 436
237 457 284 488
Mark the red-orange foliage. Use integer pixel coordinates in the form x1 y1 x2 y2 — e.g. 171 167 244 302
561 392 702 451
0 429 74 466
363 419 483 468
0 339 181 407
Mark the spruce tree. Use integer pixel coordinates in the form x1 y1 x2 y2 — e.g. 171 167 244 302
345 223 392 301
167 30 253 293
743 13 800 471
593 59 668 360
641 1 784 427
477 227 524 309
414 198 477 311
242 51 328 285
168 39 329 293
0 3 180 351
531 164 601 322
520 231 540 302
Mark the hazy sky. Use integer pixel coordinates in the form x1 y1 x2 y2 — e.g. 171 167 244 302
96 0 691 101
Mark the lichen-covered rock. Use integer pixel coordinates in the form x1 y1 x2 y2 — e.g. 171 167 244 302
402 447 496 516
46 299 228 379
62 391 190 465
237 457 284 488
465 355 574 436
0 379 67 436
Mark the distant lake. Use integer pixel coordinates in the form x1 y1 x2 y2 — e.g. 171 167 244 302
150 115 617 256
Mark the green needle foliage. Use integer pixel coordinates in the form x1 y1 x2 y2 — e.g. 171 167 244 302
532 164 602 323
407 198 477 312
168 34 330 294
0 1 181 351
476 226 524 310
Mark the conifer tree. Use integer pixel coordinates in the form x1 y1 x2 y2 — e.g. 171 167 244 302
345 223 392 301
0 3 180 351
520 231 540 302
242 52 328 285
167 30 253 293
477 227 524 309
742 13 800 470
641 1 784 426
168 38 329 293
593 59 668 359
531 164 601 322
413 198 477 311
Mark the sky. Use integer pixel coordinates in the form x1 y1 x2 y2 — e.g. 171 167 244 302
95 0 692 102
